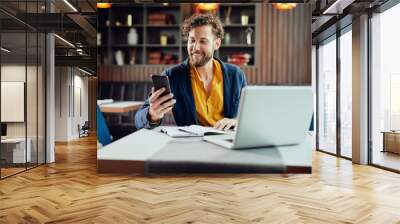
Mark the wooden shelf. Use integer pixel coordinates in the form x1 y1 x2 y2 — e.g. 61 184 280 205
145 4 180 9
99 25 144 29
181 44 255 48
223 24 256 27
146 24 180 28
146 44 180 47
99 44 144 48
98 3 257 66
219 3 255 7
221 44 255 48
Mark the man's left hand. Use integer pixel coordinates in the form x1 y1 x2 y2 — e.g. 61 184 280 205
214 118 237 131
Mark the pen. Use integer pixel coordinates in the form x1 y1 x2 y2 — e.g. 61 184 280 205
178 128 202 136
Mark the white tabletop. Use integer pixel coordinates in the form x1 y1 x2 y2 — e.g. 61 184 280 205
1 138 28 143
99 101 143 113
97 127 312 174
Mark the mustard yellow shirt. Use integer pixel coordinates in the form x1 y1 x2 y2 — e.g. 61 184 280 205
190 59 224 126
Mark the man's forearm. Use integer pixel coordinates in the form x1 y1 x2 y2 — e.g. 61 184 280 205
135 106 162 129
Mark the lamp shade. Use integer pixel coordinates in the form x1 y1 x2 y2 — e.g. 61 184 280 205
272 3 297 11
97 3 112 9
196 3 219 11
195 3 219 14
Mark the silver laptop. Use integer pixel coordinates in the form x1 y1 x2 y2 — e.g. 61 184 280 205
203 86 313 149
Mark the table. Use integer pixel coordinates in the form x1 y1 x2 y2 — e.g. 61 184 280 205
1 138 31 164
381 131 400 154
99 101 143 113
97 127 312 174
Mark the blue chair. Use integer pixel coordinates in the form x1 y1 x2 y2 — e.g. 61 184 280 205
309 113 314 131
97 105 112 146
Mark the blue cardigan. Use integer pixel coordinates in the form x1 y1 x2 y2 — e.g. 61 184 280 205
135 58 247 129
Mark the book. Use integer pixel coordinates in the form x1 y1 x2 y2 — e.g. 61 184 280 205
228 53 251 66
160 125 230 137
179 125 229 136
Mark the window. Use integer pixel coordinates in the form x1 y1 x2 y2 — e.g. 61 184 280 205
339 28 352 158
370 2 400 171
0 1 47 179
317 36 337 154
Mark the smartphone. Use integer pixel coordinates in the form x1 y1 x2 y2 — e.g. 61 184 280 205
151 74 171 97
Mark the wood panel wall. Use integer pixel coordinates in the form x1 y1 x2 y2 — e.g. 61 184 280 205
257 3 312 85
88 76 97 131
98 4 311 85
98 65 258 83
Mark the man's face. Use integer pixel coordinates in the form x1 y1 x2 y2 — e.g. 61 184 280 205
187 25 221 67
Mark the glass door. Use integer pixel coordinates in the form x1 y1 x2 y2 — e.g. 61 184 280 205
0 20 28 178
370 3 400 171
0 0 47 179
317 35 337 155
339 27 352 158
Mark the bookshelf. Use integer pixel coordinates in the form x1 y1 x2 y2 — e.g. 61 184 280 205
98 3 257 67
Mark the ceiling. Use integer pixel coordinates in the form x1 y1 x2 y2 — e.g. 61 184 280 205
0 0 96 73
311 0 390 43
1 0 394 72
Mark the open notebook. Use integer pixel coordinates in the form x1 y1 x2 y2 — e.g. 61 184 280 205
160 125 230 137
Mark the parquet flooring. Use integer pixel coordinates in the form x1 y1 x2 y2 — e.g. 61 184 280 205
1 134 400 223
1 167 25 178
373 151 400 171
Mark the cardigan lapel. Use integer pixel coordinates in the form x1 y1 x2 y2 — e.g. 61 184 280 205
216 57 231 117
181 59 198 124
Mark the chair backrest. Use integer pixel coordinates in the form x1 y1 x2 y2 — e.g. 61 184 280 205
97 105 112 146
309 113 314 131
82 121 90 130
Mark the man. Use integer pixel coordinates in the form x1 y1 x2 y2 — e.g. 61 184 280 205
135 13 247 130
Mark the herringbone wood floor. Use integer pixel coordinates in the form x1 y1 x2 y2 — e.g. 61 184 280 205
1 134 400 224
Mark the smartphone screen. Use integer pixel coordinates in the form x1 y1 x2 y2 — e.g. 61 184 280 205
151 75 171 97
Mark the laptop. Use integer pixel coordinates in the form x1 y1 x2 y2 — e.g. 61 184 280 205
203 86 313 149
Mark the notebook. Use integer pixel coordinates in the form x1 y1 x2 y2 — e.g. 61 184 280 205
160 125 230 137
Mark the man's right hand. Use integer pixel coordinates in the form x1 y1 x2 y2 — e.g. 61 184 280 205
148 87 176 123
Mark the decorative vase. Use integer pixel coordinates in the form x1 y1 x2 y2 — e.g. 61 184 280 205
115 50 124 65
127 14 133 26
225 6 232 24
224 33 230 45
241 14 249 26
246 27 253 45
97 33 101 46
160 34 168 46
127 28 138 45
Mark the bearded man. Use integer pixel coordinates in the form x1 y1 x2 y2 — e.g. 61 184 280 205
135 13 247 131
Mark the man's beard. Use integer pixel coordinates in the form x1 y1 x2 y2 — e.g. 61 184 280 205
190 51 213 67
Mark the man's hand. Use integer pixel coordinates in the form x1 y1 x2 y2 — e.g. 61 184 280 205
214 118 237 131
148 87 176 123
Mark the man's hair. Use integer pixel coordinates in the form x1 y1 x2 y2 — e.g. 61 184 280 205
181 13 224 40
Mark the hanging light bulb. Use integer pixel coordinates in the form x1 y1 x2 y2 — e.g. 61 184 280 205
97 3 112 9
196 3 219 11
272 3 297 11
195 3 219 14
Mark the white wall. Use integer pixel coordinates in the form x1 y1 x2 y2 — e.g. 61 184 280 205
1 64 46 164
74 73 89 127
1 65 35 137
55 67 69 141
55 67 89 141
